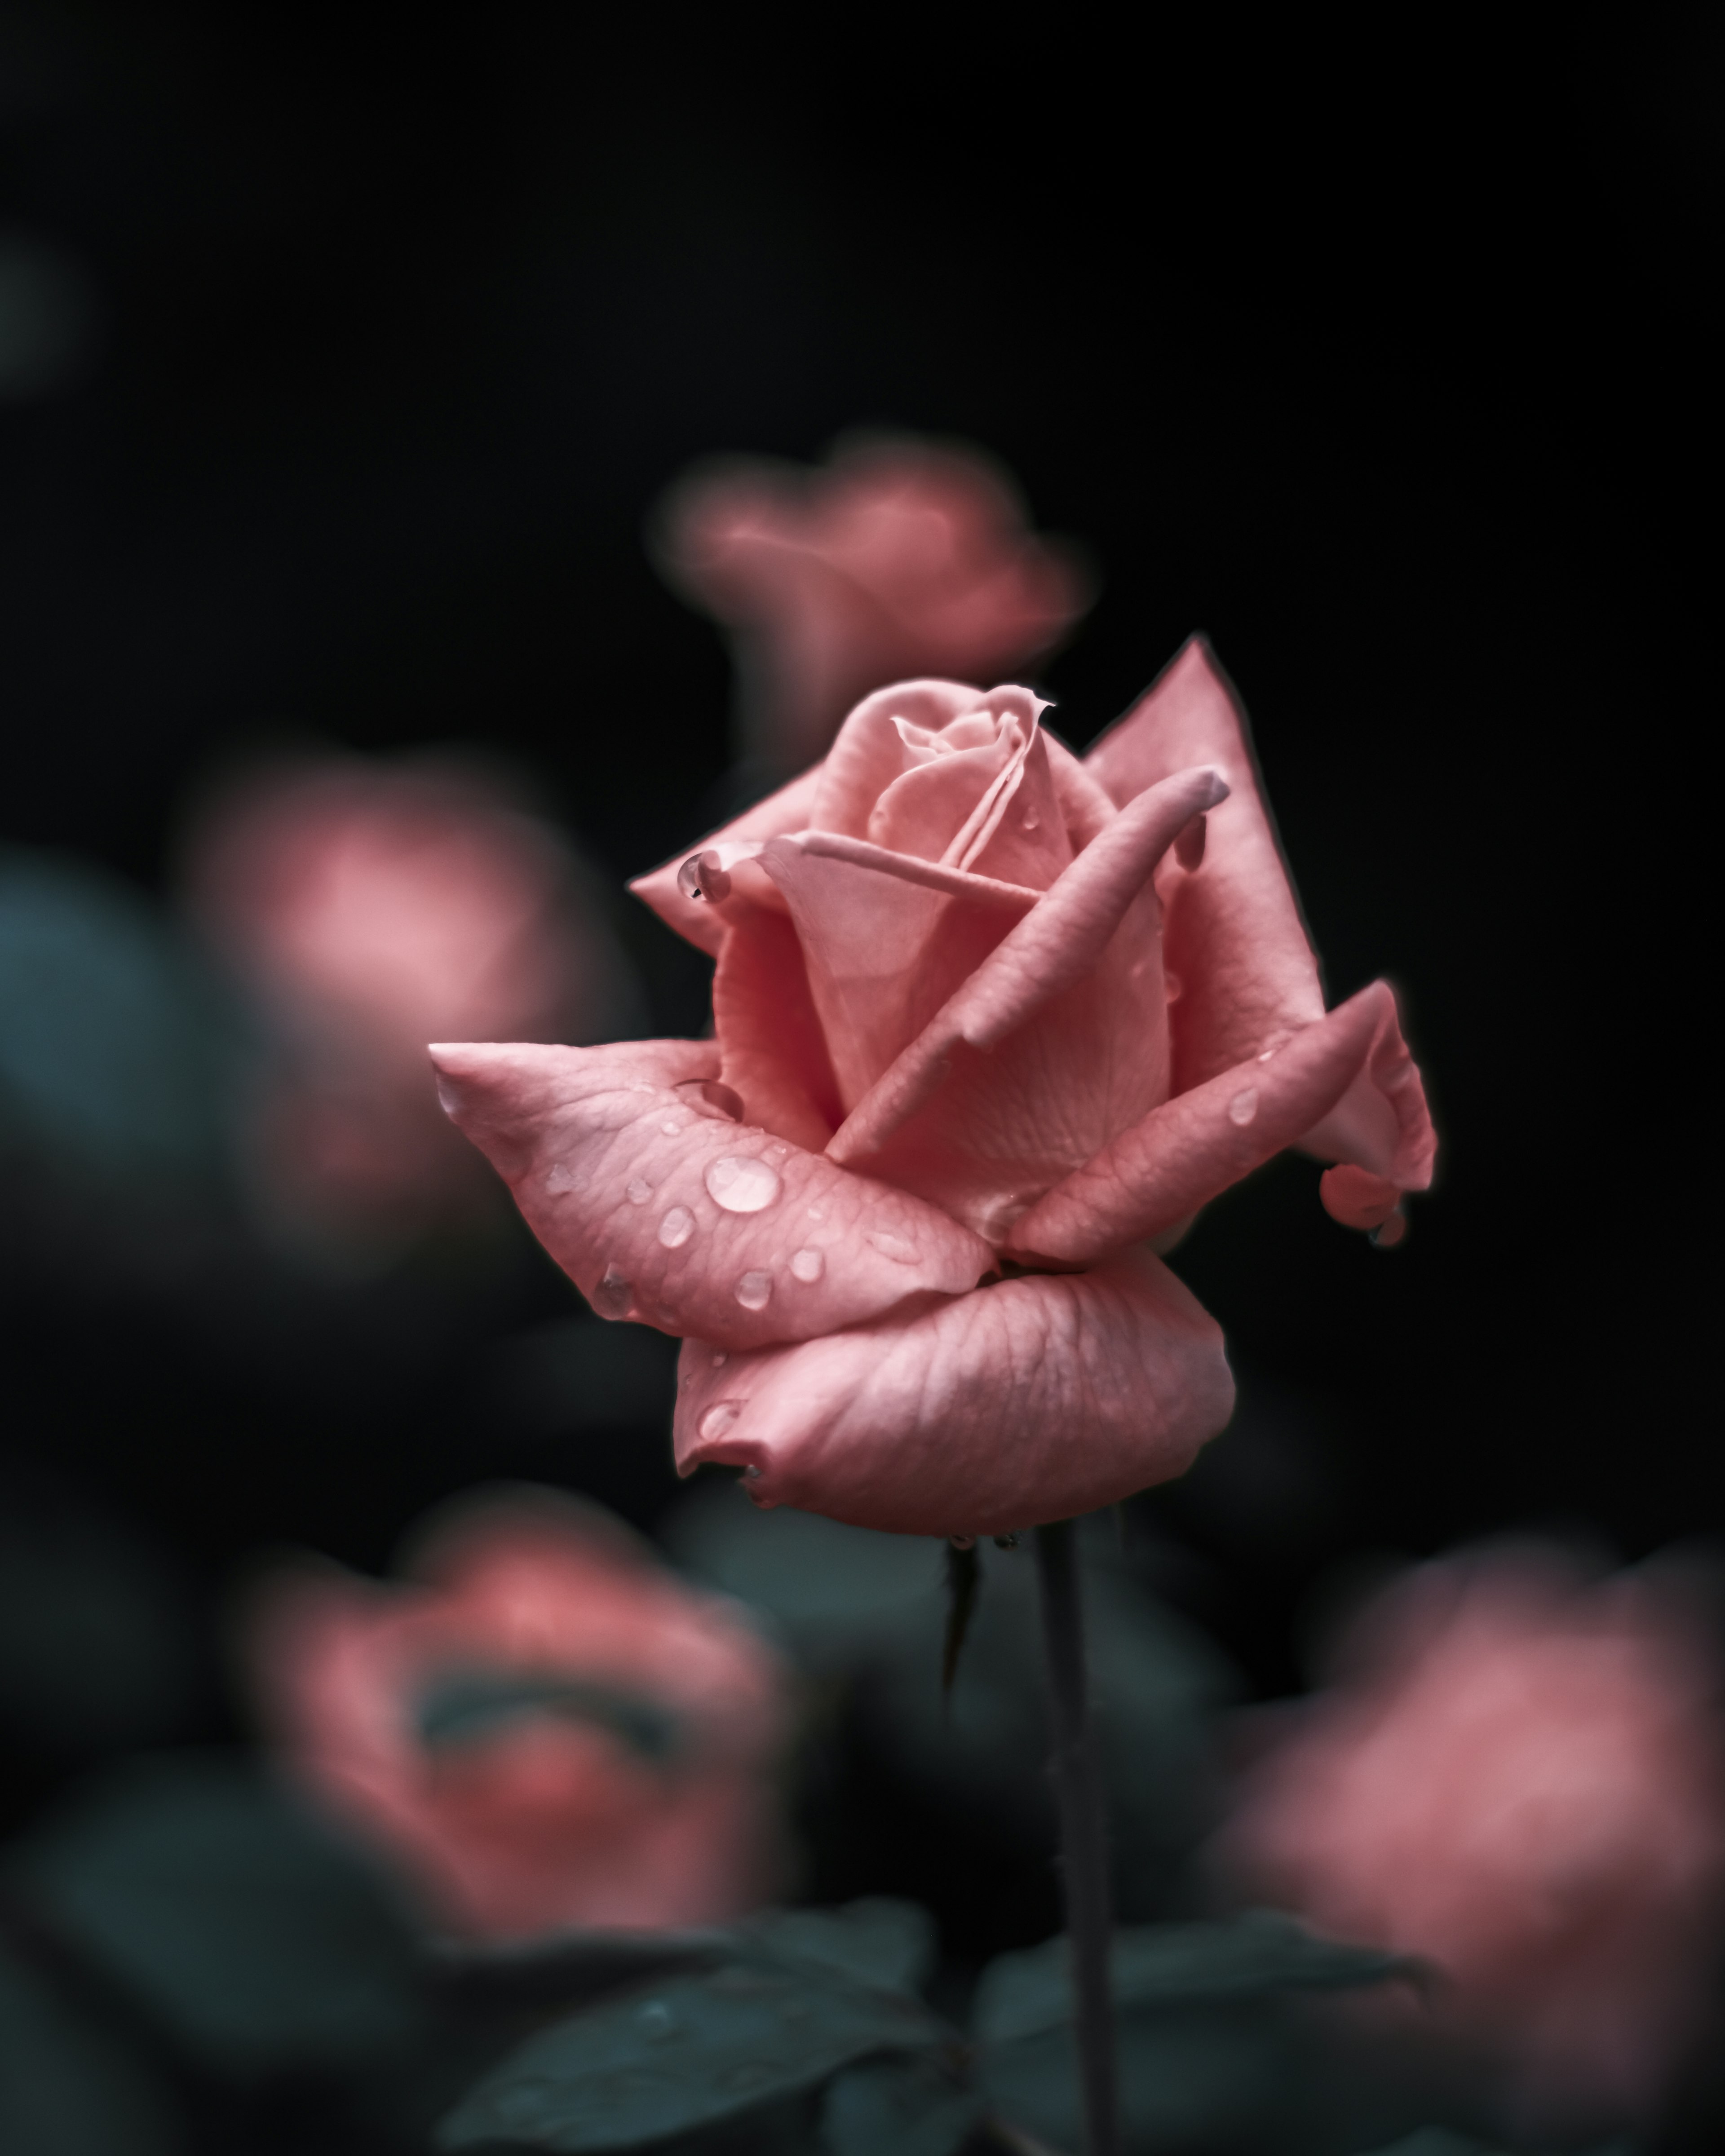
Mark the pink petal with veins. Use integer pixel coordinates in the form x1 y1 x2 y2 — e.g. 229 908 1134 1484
811 681 1046 843
1007 981 1434 1264
429 1040 991 1349
823 769 1225 1229
674 1246 1234 1536
1084 638 1325 1087
629 765 824 960
711 906 843 1152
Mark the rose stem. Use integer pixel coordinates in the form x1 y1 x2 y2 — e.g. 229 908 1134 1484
1035 1519 1119 2156
942 1536 982 1704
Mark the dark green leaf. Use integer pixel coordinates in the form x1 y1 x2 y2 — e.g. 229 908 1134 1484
416 1667 682 1763
746 1900 936 2000
438 1957 946 2151
5 1753 424 2075
822 2053 980 2156
973 1913 1415 2046
0 1937 186 2156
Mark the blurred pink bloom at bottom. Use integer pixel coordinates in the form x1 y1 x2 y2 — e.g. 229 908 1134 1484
246 1489 787 1940
1216 1548 1725 2126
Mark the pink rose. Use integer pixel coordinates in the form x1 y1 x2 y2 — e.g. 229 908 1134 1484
183 757 630 1246
1215 1548 1725 2125
430 640 1433 1536
245 1489 787 1940
655 433 1092 770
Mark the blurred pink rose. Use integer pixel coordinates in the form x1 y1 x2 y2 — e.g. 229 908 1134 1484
655 434 1091 771
430 642 1433 1536
1216 1548 1725 2125
246 1488 787 1940
183 757 633 1252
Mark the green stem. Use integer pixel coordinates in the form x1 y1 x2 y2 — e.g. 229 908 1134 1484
1035 1520 1119 2156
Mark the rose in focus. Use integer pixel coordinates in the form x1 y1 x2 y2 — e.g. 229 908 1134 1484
184 756 633 1250
432 641 1434 1534
1215 1547 1725 2126
245 1488 787 1939
655 433 1091 772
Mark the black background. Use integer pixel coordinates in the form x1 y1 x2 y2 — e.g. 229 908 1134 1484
0 4 1716 1755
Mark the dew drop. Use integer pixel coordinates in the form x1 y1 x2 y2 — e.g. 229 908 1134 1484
658 1205 694 1248
766 1141 790 1160
868 1228 917 1263
699 1400 742 1440
626 1176 652 1205
705 1155 782 1213
544 1162 589 1194
711 1351 727 1368
734 1269 773 1311
594 1265 633 1317
677 850 731 903
660 1115 689 1136
805 1203 825 1221
1257 1048 1274 1062
1165 973 1183 1003
1021 807 1039 831
743 1463 761 1478
789 1247 824 1283
1227 1087 1260 1126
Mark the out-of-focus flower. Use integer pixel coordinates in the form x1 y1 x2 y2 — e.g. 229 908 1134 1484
654 434 1092 773
245 1488 787 1940
182 756 635 1257
431 642 1434 1536
1215 1547 1725 2128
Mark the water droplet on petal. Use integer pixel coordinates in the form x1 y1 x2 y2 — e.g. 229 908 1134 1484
699 1401 742 1440
1257 1049 1274 1062
705 1155 782 1213
1227 1088 1259 1126
594 1265 633 1317
789 1247 824 1283
677 851 731 902
1021 807 1039 831
658 1205 694 1248
544 1162 589 1194
806 1203 825 1221
626 1176 652 1204
868 1228 917 1263
734 1269 773 1310
660 1115 689 1135
711 1351 727 1368
1165 974 1183 1003
743 1464 761 1479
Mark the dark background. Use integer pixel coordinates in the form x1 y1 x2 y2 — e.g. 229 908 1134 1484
0 3 1716 1786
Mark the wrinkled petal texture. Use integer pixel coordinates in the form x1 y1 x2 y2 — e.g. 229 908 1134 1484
1009 981 1433 1264
1084 637 1326 1087
428 1039 992 1349
675 1246 1236 1536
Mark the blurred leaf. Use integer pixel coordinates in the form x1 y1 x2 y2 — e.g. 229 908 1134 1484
4 1752 424 2076
746 1899 935 1999
0 1936 186 2156
973 1912 1414 2045
438 1953 947 2151
416 1667 682 1763
0 850 233 1186
822 2052 980 2156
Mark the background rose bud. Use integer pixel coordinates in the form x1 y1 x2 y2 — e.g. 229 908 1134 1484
244 1487 788 1940
181 755 637 1256
654 433 1092 773
1214 1546 1725 2129
432 642 1435 1536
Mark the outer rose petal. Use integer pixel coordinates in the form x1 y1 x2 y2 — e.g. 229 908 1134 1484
674 1246 1235 1536
1006 981 1433 1264
429 1039 992 1349
1084 637 1325 1087
629 764 824 959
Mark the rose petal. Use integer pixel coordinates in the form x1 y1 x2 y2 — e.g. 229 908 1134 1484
1041 730 1117 850
711 904 843 1151
629 764 824 960
755 838 1026 1109
674 1246 1235 1535
868 710 1029 864
811 680 1044 840
1005 981 1434 1264
1084 637 1326 1086
429 1039 992 1348
827 765 1228 1173
1319 1164 1403 1232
